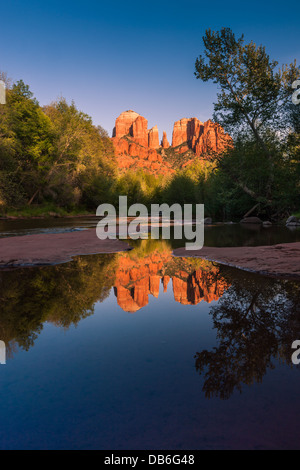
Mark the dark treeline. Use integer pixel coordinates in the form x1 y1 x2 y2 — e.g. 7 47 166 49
0 29 299 221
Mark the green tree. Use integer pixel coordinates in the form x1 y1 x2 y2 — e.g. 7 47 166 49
0 75 117 211
0 79 55 206
195 28 300 215
43 99 116 208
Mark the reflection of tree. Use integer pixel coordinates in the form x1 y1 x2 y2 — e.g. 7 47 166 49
195 269 300 400
0 241 228 352
0 254 117 352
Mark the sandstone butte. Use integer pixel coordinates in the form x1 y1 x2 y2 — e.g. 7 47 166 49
111 110 232 175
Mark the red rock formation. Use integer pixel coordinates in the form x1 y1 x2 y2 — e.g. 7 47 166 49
111 111 173 175
172 117 232 155
148 126 160 149
113 110 140 139
111 110 232 175
161 131 170 148
113 110 148 147
172 118 203 148
194 120 232 156
113 251 229 313
132 115 148 147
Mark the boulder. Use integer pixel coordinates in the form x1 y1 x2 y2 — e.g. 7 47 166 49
204 217 213 225
286 216 300 225
286 222 300 227
240 217 263 225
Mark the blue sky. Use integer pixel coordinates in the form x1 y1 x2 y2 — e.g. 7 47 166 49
1 0 299 140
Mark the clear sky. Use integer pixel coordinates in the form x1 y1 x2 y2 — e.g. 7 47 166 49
1 0 299 141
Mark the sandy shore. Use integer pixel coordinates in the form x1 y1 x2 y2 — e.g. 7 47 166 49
0 229 132 267
1 228 300 279
173 243 300 279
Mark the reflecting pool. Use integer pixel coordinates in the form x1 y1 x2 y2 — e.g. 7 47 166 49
0 238 300 449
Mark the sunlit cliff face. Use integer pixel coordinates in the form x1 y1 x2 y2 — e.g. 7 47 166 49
111 110 233 175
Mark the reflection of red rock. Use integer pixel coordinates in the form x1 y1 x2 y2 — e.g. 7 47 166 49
114 252 170 312
172 269 228 305
162 275 170 293
113 251 229 312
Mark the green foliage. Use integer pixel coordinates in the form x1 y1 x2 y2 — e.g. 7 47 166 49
1 203 90 218
0 77 117 210
194 28 300 218
112 169 165 207
0 254 117 350
0 55 299 221
195 28 299 137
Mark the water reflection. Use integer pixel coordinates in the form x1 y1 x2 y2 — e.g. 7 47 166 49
0 240 228 352
0 254 118 354
1 216 300 246
195 269 300 400
0 239 300 403
114 240 228 312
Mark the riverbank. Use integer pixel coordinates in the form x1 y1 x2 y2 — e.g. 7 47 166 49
1 225 300 279
0 204 94 220
173 243 300 279
0 230 132 267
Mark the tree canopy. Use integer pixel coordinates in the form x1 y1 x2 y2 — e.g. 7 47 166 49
195 28 300 218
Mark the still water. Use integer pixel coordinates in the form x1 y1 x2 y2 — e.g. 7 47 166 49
0 222 300 449
1 215 300 245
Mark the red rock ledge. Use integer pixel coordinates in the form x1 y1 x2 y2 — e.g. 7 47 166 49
0 230 132 267
173 243 300 280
